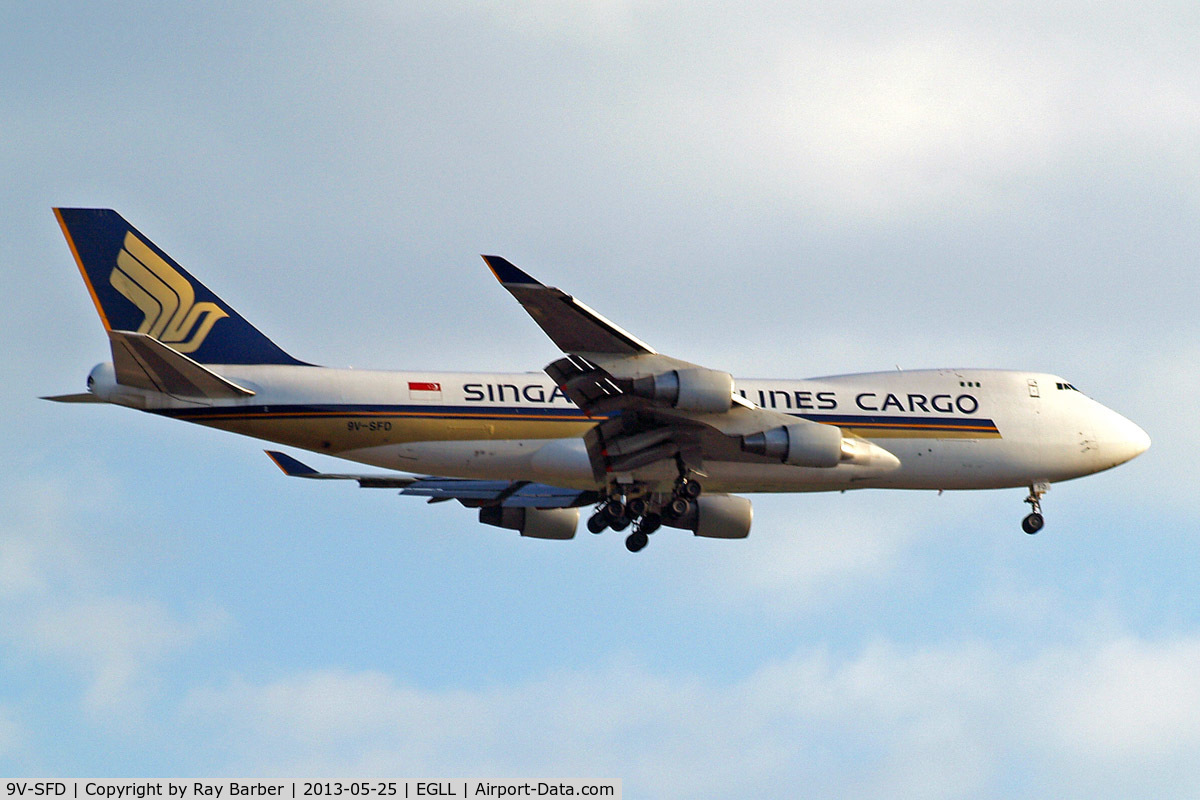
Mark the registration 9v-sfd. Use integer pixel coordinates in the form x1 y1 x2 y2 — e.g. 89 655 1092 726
7 785 68 797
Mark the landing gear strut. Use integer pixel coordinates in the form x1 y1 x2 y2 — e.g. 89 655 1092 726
662 456 703 522
1022 482 1049 534
594 458 705 552
593 488 673 553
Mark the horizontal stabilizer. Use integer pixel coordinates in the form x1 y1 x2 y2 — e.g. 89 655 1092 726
109 330 255 400
40 393 105 403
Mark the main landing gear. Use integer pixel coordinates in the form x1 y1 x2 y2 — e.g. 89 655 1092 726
586 478 702 553
1021 482 1049 535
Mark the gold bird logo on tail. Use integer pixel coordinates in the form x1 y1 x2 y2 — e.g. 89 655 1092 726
109 232 228 353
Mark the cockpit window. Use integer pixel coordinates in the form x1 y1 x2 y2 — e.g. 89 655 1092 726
1055 382 1080 392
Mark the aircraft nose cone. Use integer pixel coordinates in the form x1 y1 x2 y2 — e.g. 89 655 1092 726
1128 420 1151 458
1105 411 1151 465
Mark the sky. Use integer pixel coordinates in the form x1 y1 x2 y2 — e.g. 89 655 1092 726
2 1 1198 796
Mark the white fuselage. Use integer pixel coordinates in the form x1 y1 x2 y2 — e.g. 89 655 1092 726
87 362 1150 494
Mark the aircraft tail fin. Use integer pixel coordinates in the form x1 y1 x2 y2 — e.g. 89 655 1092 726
54 208 307 365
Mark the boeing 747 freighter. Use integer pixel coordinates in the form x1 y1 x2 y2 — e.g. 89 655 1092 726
46 209 1150 552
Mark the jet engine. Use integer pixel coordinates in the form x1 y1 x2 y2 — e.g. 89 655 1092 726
662 494 753 539
478 507 579 539
630 368 734 413
741 422 843 468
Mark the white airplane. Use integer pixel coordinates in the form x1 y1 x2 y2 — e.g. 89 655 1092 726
46 208 1150 552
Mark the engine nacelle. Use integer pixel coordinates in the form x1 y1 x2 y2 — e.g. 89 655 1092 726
630 368 733 414
741 422 842 468
478 506 579 539
662 494 753 539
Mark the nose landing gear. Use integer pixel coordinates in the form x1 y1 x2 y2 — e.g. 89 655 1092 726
1022 482 1049 534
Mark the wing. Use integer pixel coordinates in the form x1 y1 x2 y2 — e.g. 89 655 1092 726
482 256 658 357
266 451 597 508
266 451 595 541
483 256 899 481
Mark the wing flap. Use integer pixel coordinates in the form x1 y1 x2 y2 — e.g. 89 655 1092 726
401 478 592 508
545 354 630 415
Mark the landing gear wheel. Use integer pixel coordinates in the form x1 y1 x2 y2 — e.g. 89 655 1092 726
639 513 662 536
681 480 702 500
587 512 609 534
603 501 626 522
627 497 648 517
1021 482 1049 536
610 514 632 532
666 496 690 519
625 531 649 553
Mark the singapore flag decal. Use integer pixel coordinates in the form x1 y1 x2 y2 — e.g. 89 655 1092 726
408 380 443 402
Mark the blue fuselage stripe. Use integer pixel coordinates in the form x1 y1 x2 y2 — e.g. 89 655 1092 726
155 403 1000 434
157 403 595 422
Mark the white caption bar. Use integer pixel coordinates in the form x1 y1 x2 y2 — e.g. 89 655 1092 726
1 782 620 800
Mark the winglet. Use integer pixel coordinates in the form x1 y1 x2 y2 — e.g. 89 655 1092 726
482 255 541 286
266 450 319 477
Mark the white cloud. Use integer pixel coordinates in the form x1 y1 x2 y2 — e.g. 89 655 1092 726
1117 338 1200 504
732 35 1063 218
0 704 20 758
0 535 41 598
545 4 1200 225
0 479 94 600
1036 636 1200 761
679 497 926 615
182 630 1200 798
0 478 229 716
25 598 227 713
